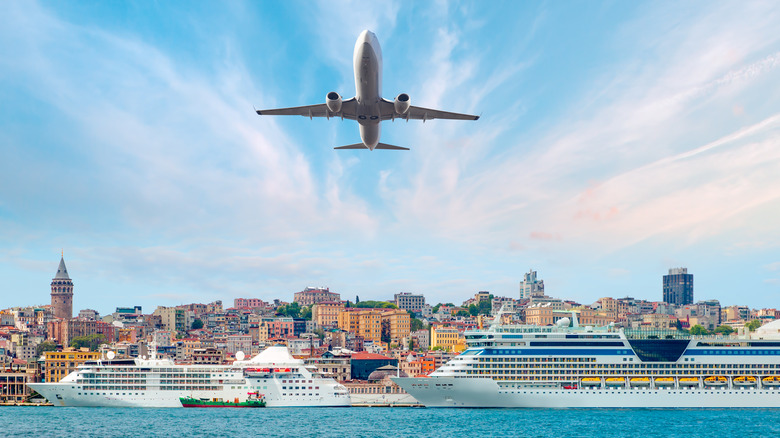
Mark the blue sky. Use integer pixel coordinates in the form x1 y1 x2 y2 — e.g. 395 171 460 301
2 1 780 315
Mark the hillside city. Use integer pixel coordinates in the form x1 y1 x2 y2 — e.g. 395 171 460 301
1 257 777 403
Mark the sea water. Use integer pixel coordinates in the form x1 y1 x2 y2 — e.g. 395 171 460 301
3 407 779 437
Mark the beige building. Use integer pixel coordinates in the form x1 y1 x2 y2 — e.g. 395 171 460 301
312 301 345 328
431 326 465 352
337 308 410 344
293 287 341 306
44 349 100 383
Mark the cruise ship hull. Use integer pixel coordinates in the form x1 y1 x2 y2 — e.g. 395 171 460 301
29 382 351 408
393 377 780 408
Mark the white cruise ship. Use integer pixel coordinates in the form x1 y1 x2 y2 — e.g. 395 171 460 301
393 317 780 408
29 345 351 407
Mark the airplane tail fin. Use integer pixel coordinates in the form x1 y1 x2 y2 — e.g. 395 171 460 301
334 142 410 151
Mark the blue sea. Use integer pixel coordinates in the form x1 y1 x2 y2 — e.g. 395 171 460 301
3 407 779 437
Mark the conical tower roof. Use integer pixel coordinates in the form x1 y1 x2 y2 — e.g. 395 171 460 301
54 256 70 279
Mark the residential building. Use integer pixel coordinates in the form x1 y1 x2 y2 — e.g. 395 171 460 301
312 301 345 328
430 326 464 352
293 287 341 306
43 349 100 383
663 267 694 305
233 298 268 309
394 293 425 312
47 318 116 346
337 308 410 345
307 351 351 381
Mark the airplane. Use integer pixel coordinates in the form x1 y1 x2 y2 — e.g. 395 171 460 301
255 30 479 151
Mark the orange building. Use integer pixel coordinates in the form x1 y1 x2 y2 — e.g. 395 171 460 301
337 308 410 344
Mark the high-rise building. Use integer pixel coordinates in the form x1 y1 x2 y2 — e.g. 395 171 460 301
519 270 544 299
663 267 694 305
50 255 73 320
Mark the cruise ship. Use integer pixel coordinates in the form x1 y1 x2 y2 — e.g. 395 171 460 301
393 316 780 408
29 345 351 407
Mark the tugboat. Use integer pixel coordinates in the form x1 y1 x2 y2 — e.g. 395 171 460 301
179 392 266 408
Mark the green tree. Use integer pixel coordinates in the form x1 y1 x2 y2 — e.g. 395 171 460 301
408 338 415 351
70 334 106 351
689 325 708 336
353 300 398 309
478 300 492 315
191 319 204 330
36 340 58 356
747 320 762 331
468 304 479 316
410 317 424 332
276 302 302 318
300 306 312 320
381 319 391 344
456 310 469 317
713 325 734 335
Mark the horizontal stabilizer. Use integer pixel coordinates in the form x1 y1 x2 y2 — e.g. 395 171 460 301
374 143 409 150
334 143 368 150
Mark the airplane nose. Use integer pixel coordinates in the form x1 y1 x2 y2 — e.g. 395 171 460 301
358 30 375 44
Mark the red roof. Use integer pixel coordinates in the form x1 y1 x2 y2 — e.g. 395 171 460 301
351 352 392 360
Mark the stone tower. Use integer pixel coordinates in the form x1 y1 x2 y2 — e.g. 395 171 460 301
51 255 74 319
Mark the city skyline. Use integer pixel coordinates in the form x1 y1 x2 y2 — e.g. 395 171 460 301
2 1 780 313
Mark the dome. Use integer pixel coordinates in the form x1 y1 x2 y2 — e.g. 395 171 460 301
367 364 407 381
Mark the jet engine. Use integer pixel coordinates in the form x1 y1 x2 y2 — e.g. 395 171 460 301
326 92 342 113
394 93 410 114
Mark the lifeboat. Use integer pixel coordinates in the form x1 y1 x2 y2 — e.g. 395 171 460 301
605 377 626 387
733 376 757 387
654 377 675 387
581 378 602 387
703 376 727 387
629 377 651 387
762 376 780 387
679 377 700 387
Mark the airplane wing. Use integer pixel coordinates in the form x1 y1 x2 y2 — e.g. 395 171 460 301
256 98 358 120
379 99 479 121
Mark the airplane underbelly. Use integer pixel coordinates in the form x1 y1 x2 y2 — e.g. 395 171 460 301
359 124 380 149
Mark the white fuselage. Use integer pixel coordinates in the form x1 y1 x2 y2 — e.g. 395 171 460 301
353 30 382 149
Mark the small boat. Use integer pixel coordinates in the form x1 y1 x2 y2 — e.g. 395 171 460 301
762 376 780 387
629 377 650 387
180 393 266 408
703 376 727 387
654 377 675 387
581 378 602 387
605 377 626 387
733 376 757 387
679 377 700 386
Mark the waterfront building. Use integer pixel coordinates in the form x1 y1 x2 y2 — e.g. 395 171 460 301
50 256 73 320
519 270 545 299
293 287 341 306
350 352 397 380
394 292 425 312
0 359 35 403
663 267 694 305
43 349 100 383
306 351 351 381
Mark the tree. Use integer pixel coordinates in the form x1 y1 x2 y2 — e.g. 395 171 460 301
408 338 415 351
36 341 58 356
689 325 708 336
381 319 391 344
410 317 424 332
468 304 479 317
477 300 492 315
300 306 312 320
353 300 398 309
713 325 734 335
191 319 204 330
456 310 469 317
70 334 106 351
276 302 302 318
747 320 762 331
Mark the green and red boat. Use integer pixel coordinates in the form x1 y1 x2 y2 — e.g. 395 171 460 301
179 393 266 408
